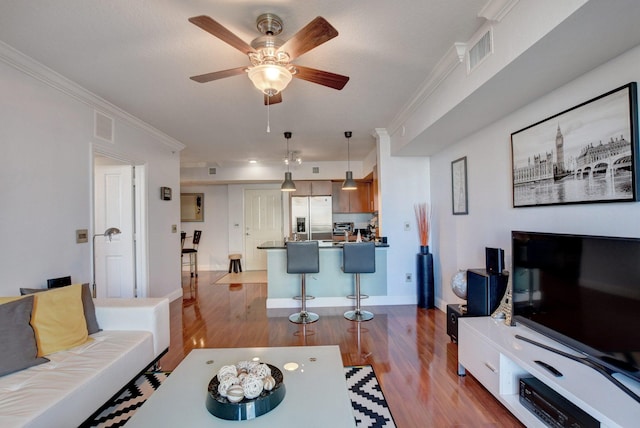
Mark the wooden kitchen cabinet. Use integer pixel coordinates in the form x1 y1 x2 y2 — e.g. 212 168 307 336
332 181 372 213
371 165 379 212
291 181 332 196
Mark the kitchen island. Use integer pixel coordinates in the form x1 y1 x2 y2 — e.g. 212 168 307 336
258 241 389 309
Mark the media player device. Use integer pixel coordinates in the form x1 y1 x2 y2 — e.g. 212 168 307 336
485 247 504 274
519 376 599 427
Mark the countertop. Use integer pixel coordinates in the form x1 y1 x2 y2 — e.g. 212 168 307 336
257 240 389 249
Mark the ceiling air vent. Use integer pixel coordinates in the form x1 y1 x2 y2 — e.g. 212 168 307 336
312 167 319 174
467 28 493 72
208 167 217 175
94 111 114 143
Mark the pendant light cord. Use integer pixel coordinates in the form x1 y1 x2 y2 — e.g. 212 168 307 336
347 135 351 170
286 134 290 172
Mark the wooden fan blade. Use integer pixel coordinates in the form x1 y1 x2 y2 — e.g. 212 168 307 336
190 66 247 83
293 65 349 90
264 93 283 105
189 15 255 54
279 17 338 60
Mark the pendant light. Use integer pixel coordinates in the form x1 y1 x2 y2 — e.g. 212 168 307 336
281 131 296 192
342 131 357 190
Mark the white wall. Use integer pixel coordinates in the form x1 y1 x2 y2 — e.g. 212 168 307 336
430 44 640 308
375 129 431 303
181 159 367 185
180 183 284 271
0 46 184 299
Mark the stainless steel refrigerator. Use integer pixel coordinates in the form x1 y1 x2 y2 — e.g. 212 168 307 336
291 196 333 240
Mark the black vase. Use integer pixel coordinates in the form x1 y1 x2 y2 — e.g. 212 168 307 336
417 246 434 309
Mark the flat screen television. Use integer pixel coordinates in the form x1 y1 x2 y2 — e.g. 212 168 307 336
511 230 640 384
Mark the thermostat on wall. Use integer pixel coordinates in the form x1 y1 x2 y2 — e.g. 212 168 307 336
161 186 172 201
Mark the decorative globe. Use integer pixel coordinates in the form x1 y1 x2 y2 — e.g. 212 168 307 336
451 270 467 300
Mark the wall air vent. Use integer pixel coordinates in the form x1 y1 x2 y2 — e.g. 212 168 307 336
94 111 114 143
208 167 217 175
467 28 493 73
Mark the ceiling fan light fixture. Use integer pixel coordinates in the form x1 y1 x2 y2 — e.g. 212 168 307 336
248 64 292 96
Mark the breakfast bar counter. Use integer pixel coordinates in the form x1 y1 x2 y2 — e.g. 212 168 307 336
258 241 388 309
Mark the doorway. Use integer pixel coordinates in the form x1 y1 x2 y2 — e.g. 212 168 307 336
93 154 146 298
243 189 283 270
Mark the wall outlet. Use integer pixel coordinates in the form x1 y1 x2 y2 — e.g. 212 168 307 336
404 222 411 231
405 273 412 282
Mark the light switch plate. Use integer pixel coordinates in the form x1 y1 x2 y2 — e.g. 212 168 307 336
76 229 88 243
171 225 177 233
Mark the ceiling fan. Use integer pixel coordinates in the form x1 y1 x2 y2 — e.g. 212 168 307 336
188 13 349 105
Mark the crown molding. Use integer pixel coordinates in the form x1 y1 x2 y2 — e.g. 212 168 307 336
387 42 467 136
478 0 520 22
0 41 185 152
372 128 389 139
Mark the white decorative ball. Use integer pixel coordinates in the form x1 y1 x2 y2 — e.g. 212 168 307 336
242 375 264 399
250 363 271 379
217 375 239 397
262 375 276 391
226 384 245 403
217 364 238 379
237 360 258 372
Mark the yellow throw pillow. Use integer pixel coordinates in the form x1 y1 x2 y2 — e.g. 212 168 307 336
30 284 90 356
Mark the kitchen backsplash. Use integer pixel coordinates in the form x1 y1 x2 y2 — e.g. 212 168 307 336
333 213 374 230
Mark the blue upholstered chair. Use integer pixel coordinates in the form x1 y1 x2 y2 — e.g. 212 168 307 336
286 241 320 324
342 242 376 321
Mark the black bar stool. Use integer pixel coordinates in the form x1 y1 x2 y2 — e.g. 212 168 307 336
182 230 201 277
343 242 375 322
287 241 320 324
228 253 242 273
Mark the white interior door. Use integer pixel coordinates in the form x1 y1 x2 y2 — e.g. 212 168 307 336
94 162 135 298
244 189 283 270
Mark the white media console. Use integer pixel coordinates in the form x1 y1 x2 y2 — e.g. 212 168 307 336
457 317 640 427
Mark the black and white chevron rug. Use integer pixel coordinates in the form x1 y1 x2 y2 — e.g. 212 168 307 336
345 365 397 428
82 365 395 428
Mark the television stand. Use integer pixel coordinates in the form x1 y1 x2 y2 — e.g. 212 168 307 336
514 334 640 404
457 317 640 427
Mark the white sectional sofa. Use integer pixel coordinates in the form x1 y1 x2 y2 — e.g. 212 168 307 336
0 297 170 428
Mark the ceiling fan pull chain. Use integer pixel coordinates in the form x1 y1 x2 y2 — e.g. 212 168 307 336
266 95 271 133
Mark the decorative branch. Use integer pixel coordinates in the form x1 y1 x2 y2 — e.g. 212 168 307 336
414 203 430 247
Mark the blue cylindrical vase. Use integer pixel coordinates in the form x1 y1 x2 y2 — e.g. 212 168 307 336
417 246 434 309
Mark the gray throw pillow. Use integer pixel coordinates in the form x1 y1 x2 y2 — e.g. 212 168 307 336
19 283 101 334
0 296 49 376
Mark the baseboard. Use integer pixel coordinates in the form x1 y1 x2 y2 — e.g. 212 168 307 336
165 287 183 302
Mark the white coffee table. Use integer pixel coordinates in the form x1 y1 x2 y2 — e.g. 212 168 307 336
126 345 356 427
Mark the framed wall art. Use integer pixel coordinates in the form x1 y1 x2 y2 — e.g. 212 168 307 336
451 156 468 215
181 193 204 222
511 82 638 208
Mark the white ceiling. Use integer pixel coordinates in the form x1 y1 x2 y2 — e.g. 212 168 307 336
0 0 489 167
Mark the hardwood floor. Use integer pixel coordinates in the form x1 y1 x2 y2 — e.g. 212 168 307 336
159 272 524 427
